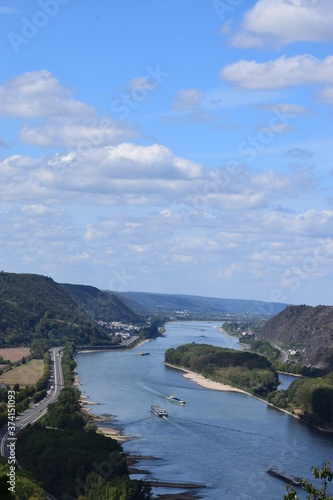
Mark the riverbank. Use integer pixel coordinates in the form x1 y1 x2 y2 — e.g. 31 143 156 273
164 362 248 394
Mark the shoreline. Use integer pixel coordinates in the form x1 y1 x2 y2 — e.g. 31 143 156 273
164 362 247 394
77 338 152 355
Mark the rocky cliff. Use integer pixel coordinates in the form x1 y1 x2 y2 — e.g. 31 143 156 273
256 305 333 370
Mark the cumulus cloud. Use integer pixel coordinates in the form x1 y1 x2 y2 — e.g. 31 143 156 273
220 55 333 90
232 0 333 48
19 117 136 148
0 70 94 118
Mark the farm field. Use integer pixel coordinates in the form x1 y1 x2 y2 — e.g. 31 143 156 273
0 347 31 362
0 359 43 387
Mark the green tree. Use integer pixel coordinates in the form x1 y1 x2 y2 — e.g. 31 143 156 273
284 461 333 499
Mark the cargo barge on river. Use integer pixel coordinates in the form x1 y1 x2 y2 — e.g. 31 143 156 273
151 405 168 417
268 468 303 486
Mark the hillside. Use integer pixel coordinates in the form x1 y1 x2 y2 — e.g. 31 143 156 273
256 305 333 370
116 291 287 318
61 283 143 324
0 272 141 347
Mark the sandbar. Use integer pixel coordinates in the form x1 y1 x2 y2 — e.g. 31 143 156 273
96 426 133 443
164 362 247 394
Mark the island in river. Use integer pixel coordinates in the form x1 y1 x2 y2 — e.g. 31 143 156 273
164 343 333 431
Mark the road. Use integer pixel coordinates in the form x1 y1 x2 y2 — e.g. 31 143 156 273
272 343 289 364
0 347 64 458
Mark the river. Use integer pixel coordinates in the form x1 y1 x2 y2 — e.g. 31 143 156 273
76 321 333 499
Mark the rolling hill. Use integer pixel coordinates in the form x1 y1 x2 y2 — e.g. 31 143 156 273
116 291 288 318
0 272 142 347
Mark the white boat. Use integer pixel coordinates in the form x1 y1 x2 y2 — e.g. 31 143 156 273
167 395 186 405
151 405 168 417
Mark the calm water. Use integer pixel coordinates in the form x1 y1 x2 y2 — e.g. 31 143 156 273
77 321 333 500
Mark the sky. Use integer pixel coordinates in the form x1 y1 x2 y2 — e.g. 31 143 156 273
0 0 332 307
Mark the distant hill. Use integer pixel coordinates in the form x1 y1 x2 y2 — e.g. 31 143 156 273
116 291 287 318
0 272 141 347
256 305 333 370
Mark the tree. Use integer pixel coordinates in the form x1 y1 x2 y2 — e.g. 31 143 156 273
284 461 333 499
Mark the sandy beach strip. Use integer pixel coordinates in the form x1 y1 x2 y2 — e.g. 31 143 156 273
96 426 133 443
164 362 247 394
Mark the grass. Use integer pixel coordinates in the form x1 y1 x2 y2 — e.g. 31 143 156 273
0 359 44 387
0 347 31 362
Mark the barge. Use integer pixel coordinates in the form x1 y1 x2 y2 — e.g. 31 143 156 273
151 405 168 417
167 395 186 405
268 468 303 487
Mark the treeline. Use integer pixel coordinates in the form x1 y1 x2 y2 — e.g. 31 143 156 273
268 374 333 429
165 343 278 396
61 342 77 387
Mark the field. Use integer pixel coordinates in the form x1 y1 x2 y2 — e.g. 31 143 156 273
0 347 31 362
0 359 44 387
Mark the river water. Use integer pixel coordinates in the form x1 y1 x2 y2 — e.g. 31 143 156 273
76 321 333 500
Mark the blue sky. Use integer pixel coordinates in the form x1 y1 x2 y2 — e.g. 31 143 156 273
0 0 332 306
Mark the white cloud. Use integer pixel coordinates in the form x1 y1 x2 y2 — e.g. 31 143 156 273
0 70 94 118
220 55 333 90
172 89 203 111
19 117 136 148
232 0 333 47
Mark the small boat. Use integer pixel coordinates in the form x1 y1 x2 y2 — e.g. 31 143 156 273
267 468 303 487
139 352 150 356
151 405 168 417
167 395 186 405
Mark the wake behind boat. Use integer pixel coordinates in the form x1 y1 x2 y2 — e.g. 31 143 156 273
151 405 168 417
167 395 186 405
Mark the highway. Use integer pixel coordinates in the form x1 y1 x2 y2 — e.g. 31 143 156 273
0 347 64 458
